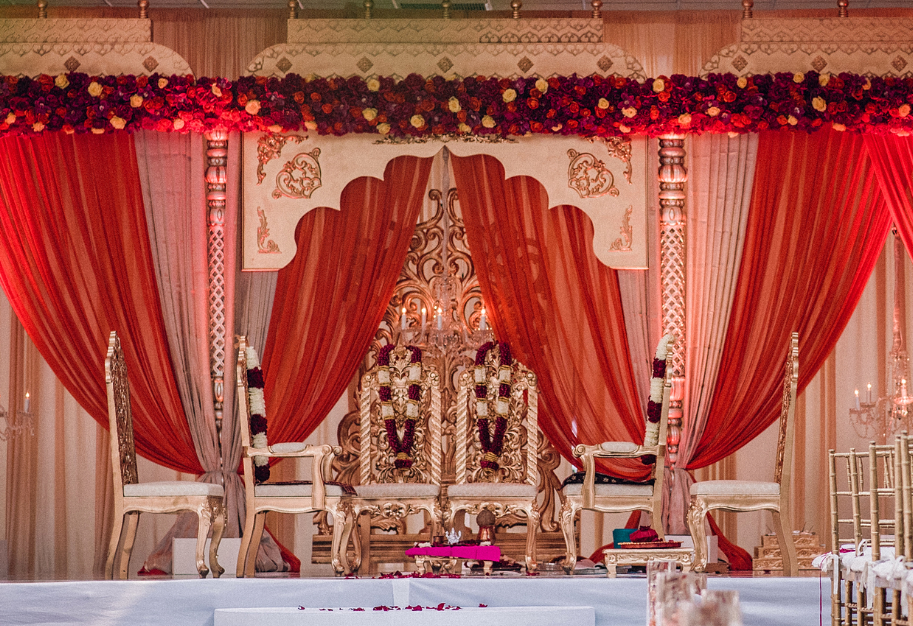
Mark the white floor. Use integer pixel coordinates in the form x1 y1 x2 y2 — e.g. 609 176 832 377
0 575 828 626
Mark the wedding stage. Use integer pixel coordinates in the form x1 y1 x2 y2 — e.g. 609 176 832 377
1 575 826 626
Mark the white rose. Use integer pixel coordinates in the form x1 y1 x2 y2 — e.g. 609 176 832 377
87 81 103 97
655 334 673 360
246 347 261 369
408 364 422 382
248 388 266 416
535 78 548 93
476 401 488 417
649 378 664 403
252 432 268 449
377 367 391 385
406 400 419 418
498 366 512 383
362 108 377 121
496 397 509 416
474 367 487 384
448 97 461 113
644 421 660 447
381 402 394 418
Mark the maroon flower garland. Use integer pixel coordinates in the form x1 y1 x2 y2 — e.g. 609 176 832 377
245 346 270 484
378 344 423 469
474 341 513 471
6 71 913 138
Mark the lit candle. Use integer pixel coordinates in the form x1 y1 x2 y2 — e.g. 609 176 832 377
855 389 861 410
400 307 407 330
480 308 487 331
868 383 872 404
421 307 427 329
436 309 443 330
24 392 30 413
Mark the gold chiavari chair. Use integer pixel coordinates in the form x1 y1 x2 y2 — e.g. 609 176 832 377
827 449 863 626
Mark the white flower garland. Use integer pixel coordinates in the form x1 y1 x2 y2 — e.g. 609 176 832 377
643 334 674 448
246 346 269 473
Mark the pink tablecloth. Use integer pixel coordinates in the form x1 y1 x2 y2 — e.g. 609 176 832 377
405 545 501 561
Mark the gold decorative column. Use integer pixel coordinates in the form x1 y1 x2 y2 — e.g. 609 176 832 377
206 130 228 453
658 136 687 465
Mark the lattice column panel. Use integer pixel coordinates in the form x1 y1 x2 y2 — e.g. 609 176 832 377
206 130 228 446
658 136 687 465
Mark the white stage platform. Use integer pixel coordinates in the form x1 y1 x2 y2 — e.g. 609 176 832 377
0 575 828 626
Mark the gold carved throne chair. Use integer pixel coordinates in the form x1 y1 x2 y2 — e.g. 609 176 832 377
353 343 443 572
446 341 541 572
558 334 674 572
687 331 800 576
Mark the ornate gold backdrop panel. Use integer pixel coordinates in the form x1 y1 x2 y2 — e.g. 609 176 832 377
331 152 564 533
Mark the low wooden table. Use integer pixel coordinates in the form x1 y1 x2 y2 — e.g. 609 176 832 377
405 545 500 575
600 547 694 578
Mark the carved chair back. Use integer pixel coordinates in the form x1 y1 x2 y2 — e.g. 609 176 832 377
774 332 800 493
105 331 139 494
455 344 538 487
359 344 442 487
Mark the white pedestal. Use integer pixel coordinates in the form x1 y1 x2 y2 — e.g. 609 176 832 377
215 606 595 626
173 537 241 577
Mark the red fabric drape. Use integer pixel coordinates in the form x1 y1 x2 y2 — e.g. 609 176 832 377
864 135 913 258
690 129 890 469
261 156 433 444
0 132 199 473
452 154 649 480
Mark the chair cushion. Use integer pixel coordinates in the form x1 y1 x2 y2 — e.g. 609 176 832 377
690 480 780 497
255 480 355 497
355 483 440 499
268 442 309 454
447 483 537 498
124 481 224 498
561 471 655 488
600 441 641 454
562 482 654 497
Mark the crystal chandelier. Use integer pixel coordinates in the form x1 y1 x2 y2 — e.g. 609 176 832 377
850 230 913 440
0 392 34 442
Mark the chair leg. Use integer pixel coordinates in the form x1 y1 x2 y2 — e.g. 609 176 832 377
772 507 798 576
118 511 140 580
246 512 266 578
653 498 666 541
237 505 258 578
686 497 709 573
525 506 539 573
558 499 578 573
329 504 353 576
208 499 226 579
193 502 214 579
105 512 126 580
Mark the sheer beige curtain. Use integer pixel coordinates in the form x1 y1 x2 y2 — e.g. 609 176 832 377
662 134 757 534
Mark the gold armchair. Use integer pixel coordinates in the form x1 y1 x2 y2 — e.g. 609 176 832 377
104 330 225 580
687 332 799 576
446 342 541 572
235 337 355 577
352 343 443 572
558 335 674 572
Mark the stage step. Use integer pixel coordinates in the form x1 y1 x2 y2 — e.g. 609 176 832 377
215 605 596 626
752 531 824 571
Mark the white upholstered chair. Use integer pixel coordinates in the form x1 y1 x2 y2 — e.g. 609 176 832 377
558 335 674 572
352 343 443 571
236 337 355 577
687 331 799 576
446 342 541 571
104 330 225 579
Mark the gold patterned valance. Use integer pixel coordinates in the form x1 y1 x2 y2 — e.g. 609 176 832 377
242 132 649 271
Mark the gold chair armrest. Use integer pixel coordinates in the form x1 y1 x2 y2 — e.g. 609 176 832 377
572 442 660 509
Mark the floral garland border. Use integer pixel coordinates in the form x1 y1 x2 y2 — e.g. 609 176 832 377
640 334 673 466
245 345 270 484
474 341 512 471
4 71 913 139
378 344 423 469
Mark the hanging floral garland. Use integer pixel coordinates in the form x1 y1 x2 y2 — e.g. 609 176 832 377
245 345 270 484
378 344 423 469
474 341 513 471
641 334 674 465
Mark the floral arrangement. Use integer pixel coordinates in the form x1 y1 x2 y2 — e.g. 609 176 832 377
5 71 913 138
474 341 513 470
641 334 674 465
245 345 270 484
378 344 423 469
